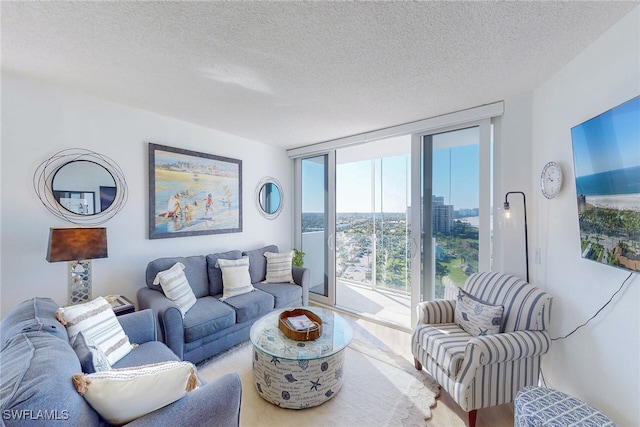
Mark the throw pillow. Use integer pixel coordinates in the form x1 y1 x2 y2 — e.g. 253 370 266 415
72 361 200 425
56 296 133 366
454 289 504 336
263 251 295 284
152 262 197 317
216 257 255 301
72 332 112 373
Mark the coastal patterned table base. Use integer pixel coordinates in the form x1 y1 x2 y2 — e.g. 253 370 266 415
249 307 352 409
515 386 616 427
253 346 345 409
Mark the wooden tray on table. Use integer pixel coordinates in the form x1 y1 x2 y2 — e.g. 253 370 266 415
278 308 323 341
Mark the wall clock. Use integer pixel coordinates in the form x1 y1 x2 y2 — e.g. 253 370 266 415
540 161 563 199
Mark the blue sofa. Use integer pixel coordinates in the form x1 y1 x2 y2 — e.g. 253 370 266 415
0 297 241 426
137 245 310 364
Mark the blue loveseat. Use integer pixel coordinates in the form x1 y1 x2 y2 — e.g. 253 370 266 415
0 297 241 426
137 245 310 364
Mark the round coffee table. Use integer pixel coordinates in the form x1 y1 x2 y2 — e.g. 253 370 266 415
249 307 353 409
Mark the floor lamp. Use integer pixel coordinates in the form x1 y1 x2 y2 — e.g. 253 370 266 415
503 191 529 283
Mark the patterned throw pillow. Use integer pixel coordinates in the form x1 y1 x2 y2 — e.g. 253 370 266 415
454 289 504 336
216 257 255 300
72 332 112 373
263 251 295 284
72 361 200 425
153 262 197 317
56 296 133 366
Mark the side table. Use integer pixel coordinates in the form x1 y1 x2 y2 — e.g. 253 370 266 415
108 295 135 316
249 307 353 409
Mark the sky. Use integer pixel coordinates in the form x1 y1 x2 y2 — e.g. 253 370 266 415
571 95 640 178
302 142 480 213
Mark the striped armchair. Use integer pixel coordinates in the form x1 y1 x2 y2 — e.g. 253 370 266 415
412 272 553 427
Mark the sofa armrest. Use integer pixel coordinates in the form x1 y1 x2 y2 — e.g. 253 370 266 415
137 287 185 360
464 330 551 367
415 299 456 325
292 266 310 306
118 309 156 344
125 372 242 427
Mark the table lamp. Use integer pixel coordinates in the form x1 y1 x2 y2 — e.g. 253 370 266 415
46 227 108 304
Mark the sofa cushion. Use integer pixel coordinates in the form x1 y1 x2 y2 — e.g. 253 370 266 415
56 296 133 366
221 289 275 323
206 250 243 296
0 332 100 426
253 283 302 308
73 361 199 425
113 341 181 368
152 262 198 317
146 255 209 298
454 289 504 336
183 297 236 343
416 323 472 377
0 297 68 345
264 250 295 284
216 257 256 301
243 245 278 284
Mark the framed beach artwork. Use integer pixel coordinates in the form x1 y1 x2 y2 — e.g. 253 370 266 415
148 143 242 239
570 95 640 273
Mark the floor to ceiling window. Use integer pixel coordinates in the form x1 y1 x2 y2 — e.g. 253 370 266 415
292 103 500 330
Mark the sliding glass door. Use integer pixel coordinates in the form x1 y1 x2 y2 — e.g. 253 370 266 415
294 117 494 329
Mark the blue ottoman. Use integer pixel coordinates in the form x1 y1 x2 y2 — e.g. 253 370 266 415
514 386 616 427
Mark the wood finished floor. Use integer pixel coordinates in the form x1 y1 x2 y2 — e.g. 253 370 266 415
337 309 515 427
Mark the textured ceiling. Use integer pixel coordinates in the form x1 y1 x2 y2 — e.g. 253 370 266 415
2 1 637 149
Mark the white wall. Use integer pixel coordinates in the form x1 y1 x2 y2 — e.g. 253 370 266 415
531 7 639 426
0 72 293 316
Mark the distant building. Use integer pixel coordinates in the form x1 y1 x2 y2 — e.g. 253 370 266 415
432 195 453 234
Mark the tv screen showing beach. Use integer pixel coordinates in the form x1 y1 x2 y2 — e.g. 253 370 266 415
570 95 640 273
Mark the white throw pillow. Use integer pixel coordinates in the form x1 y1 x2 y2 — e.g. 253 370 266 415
216 257 255 300
454 289 504 336
72 361 200 425
153 262 197 317
56 296 133 366
263 251 295 284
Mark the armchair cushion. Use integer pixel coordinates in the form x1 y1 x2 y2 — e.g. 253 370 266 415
73 361 199 425
454 289 503 336
415 323 471 377
56 296 133 366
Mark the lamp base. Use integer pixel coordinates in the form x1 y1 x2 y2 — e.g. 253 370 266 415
68 260 92 305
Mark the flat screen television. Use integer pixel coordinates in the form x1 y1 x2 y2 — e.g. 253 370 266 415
570 95 640 273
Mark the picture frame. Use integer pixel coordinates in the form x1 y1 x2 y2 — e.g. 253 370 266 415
53 190 96 215
148 143 242 239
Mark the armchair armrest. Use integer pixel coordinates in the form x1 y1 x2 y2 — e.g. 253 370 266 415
137 287 185 359
126 372 242 427
464 330 551 366
117 309 156 344
415 299 456 325
292 266 310 306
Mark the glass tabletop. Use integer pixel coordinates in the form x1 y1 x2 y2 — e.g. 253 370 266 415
250 307 353 361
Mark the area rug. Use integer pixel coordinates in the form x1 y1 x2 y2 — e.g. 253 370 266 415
197 339 440 427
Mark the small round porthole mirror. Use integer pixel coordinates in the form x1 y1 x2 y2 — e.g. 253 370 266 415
255 177 283 219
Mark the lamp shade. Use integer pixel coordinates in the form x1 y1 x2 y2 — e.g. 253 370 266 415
46 227 108 262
